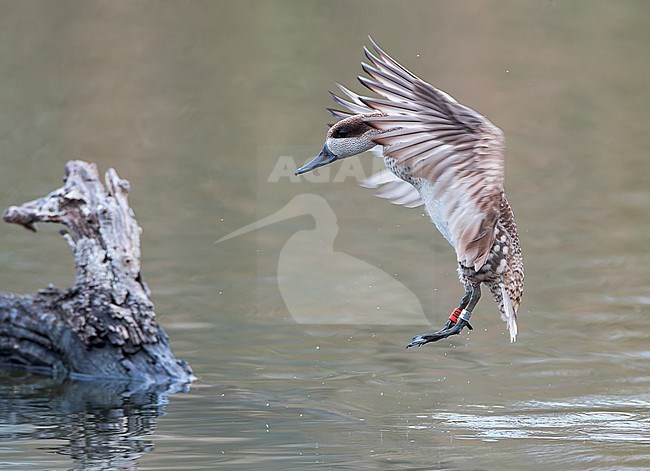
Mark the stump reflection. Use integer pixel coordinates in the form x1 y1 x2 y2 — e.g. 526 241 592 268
0 370 188 470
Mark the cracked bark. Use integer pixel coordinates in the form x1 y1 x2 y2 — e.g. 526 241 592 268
0 160 193 383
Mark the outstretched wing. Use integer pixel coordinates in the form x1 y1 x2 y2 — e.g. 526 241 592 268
360 38 505 271
327 83 374 120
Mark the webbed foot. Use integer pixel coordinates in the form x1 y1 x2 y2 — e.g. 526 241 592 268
406 309 473 348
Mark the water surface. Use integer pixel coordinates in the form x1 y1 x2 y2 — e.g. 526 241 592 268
0 1 649 469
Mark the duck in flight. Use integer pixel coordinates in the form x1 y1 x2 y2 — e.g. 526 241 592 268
296 38 524 347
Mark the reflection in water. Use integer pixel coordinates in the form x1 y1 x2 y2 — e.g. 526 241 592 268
0 370 188 470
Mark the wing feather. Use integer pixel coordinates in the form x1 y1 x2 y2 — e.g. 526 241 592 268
358 38 505 270
327 83 373 119
360 170 424 209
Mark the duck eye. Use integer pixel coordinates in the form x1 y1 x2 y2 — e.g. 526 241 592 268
334 128 349 138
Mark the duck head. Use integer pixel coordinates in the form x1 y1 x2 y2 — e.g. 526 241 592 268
295 113 382 175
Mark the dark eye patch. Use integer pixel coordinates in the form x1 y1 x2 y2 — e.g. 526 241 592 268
332 120 371 139
333 128 349 138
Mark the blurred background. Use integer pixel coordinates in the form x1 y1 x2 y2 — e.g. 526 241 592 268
0 1 648 469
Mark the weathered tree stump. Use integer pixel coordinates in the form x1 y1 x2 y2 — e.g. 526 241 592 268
0 160 193 383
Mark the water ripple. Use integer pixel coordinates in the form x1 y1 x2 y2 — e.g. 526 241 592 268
426 395 650 444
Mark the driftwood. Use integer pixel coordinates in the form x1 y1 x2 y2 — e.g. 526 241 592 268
0 160 193 383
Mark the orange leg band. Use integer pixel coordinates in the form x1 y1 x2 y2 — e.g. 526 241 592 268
449 308 462 323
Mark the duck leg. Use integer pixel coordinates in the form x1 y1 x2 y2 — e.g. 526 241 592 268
406 285 480 348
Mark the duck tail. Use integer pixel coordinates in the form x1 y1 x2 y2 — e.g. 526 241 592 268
500 284 518 343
